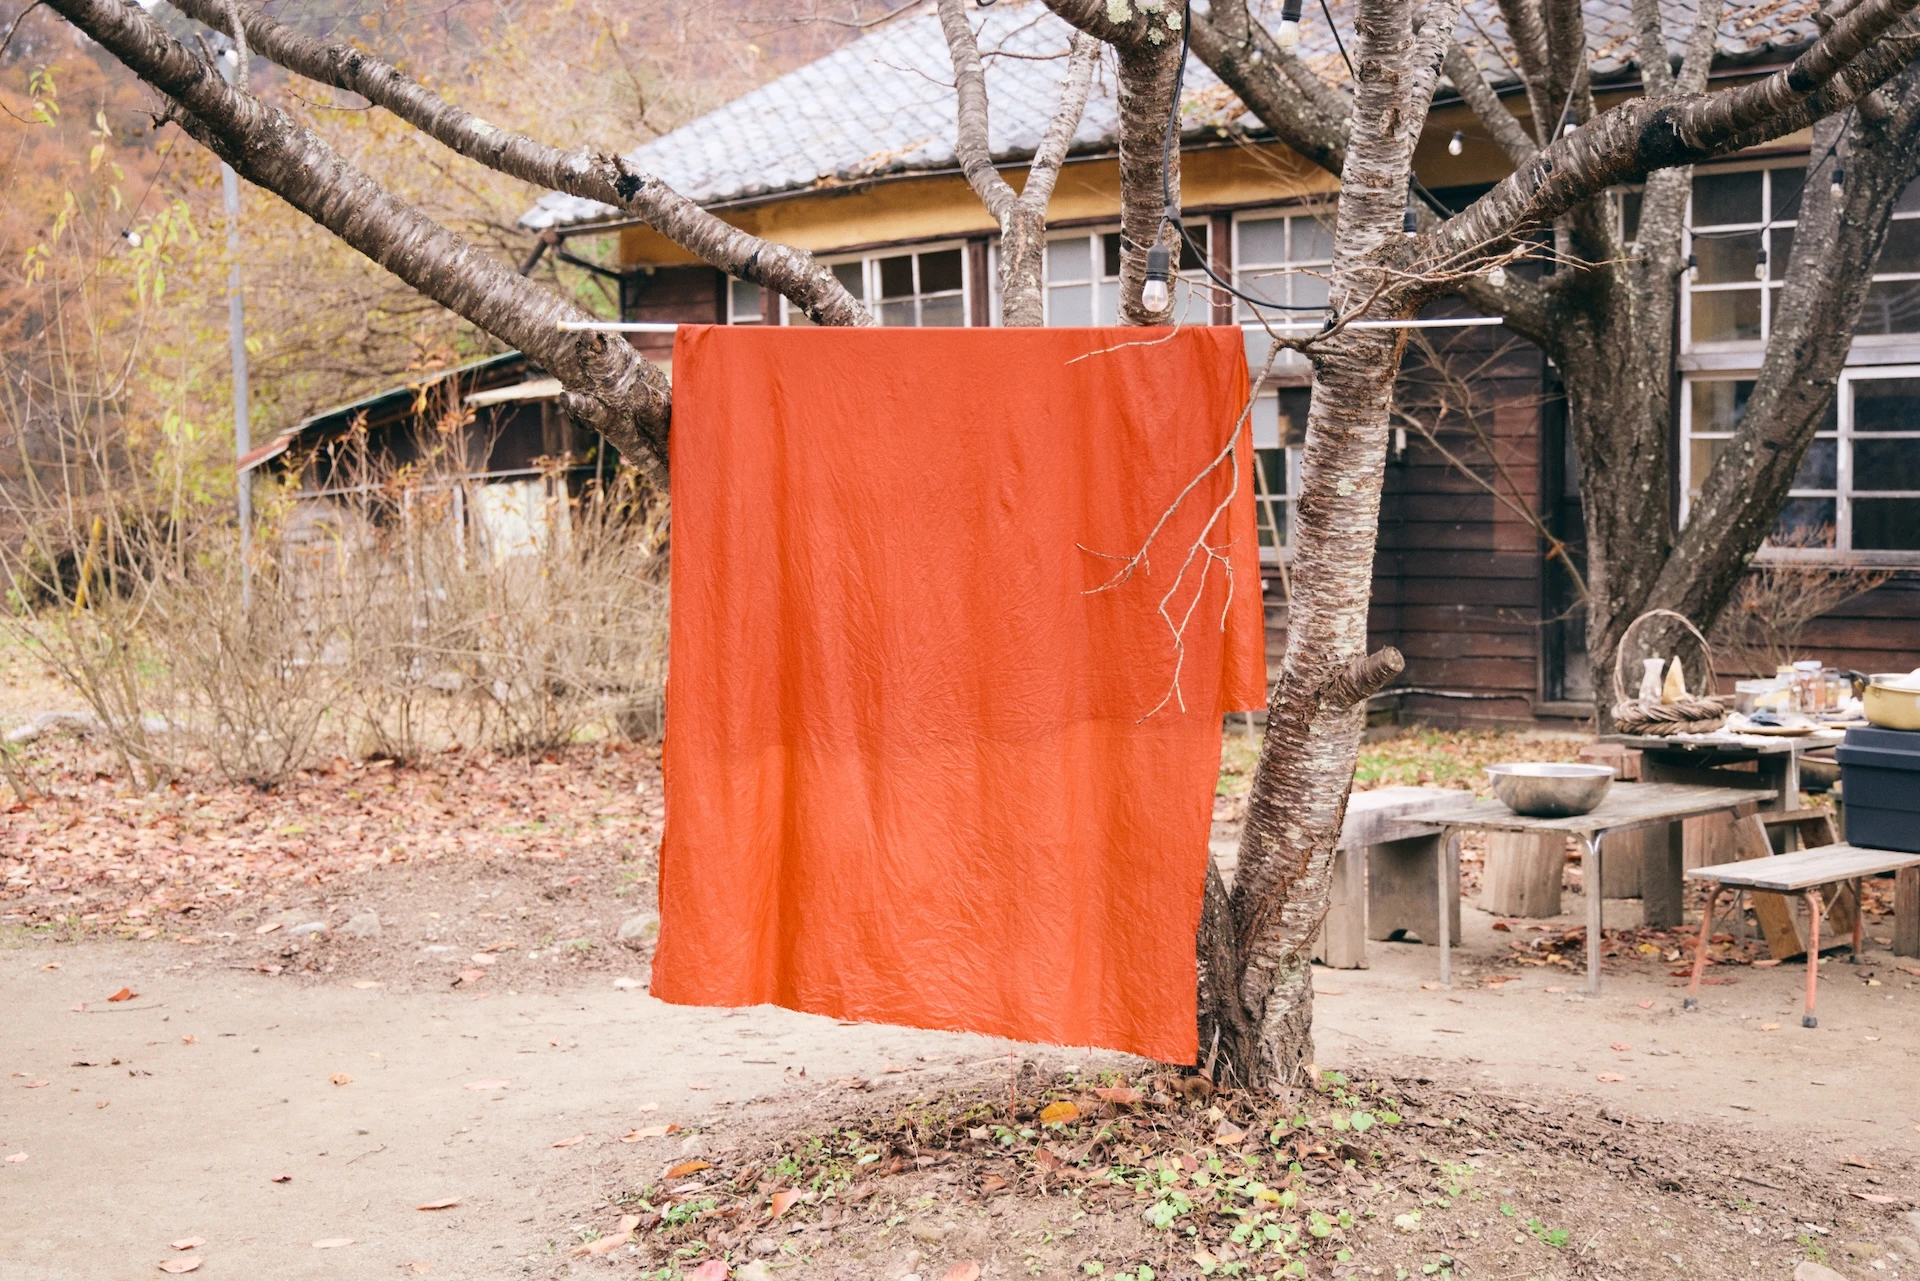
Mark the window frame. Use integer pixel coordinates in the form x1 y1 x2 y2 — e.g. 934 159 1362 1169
1679 366 1920 563
1025 222 1214 328
731 241 976 327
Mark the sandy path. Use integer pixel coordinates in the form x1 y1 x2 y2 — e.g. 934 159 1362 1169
0 944 1103 1280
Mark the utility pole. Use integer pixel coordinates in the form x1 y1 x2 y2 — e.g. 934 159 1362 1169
218 42 252 609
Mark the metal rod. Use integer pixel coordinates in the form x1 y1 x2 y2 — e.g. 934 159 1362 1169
554 316 1509 334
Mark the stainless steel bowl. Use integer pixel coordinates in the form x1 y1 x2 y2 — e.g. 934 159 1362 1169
1485 762 1615 818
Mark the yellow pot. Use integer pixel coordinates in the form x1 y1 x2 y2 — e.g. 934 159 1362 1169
1864 679 1920 731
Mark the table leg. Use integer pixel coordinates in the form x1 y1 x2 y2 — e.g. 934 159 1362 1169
1851 879 1863 964
1582 832 1603 994
1685 886 1724 1010
1757 753 1796 815
1803 887 1824 1029
1437 830 1457 987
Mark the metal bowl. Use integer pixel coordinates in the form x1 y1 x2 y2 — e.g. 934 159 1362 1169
1486 762 1616 818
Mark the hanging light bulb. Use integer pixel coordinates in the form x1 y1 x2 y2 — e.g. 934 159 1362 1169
1754 245 1769 280
1276 0 1304 47
1486 264 1507 288
1830 166 1846 200
1142 241 1171 311
1403 197 1419 237
119 228 142 249
1687 252 1699 283
1448 130 1464 157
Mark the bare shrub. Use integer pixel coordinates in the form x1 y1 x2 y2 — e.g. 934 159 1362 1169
1711 527 1893 676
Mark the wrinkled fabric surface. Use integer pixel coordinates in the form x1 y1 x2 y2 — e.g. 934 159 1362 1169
655 326 1265 1062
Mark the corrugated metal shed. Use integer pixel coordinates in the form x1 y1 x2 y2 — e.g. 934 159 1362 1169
519 0 1820 229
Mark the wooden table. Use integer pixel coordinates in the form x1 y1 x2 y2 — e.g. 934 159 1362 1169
1420 783 1779 992
1686 843 1920 1026
1602 732 1841 815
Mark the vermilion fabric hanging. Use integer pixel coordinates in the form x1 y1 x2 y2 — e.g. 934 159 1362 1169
655 325 1265 1062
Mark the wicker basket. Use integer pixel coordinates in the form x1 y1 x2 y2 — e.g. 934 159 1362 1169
1608 609 1726 736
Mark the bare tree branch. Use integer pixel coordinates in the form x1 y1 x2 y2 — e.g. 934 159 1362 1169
170 0 872 327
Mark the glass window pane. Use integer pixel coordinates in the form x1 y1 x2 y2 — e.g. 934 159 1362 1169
1771 225 1794 280
1694 232 1762 283
1239 217 1286 265
1047 236 1092 282
1178 223 1208 271
918 249 963 294
879 299 916 326
1291 216 1333 261
1048 282 1092 326
1852 376 1920 431
1769 167 1806 221
730 277 763 322
1693 170 1763 226
920 294 965 327
1291 272 1331 310
878 254 915 299
1277 388 1312 447
1691 380 1752 432
1102 233 1123 279
1793 436 1838 489
1236 267 1288 313
833 261 865 300
1771 497 1837 546
1856 280 1920 334
1098 281 1121 325
1898 179 1920 214
1853 497 1920 548
1692 289 1762 342
1250 392 1280 449
1854 437 1920 489
1689 435 1729 495
1877 219 1920 275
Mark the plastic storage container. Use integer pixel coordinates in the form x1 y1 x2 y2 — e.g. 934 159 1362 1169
1836 726 1920 853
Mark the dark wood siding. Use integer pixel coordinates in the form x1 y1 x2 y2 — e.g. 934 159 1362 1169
621 265 726 363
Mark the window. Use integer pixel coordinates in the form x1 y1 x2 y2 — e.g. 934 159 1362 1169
1681 370 1920 554
727 277 766 324
1037 224 1211 326
777 249 969 327
1234 210 1332 368
1683 166 1920 347
1250 387 1308 561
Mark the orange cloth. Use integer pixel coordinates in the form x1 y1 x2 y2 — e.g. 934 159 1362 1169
656 326 1265 1062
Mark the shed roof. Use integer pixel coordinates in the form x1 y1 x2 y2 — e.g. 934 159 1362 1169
519 0 1819 229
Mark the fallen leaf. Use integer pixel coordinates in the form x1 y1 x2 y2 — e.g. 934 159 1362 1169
940 1264 982 1281
1850 1191 1901 1205
569 1215 642 1258
1610 1042 1632 1052
1038 1101 1080 1125
351 981 383 989
667 1159 712 1179
980 1174 1009 1192
467 953 497 966
687 1261 729 1280
22 1080 48 1089
255 922 283 935
408 1264 431 1274
270 1174 292 1183
1760 1022 1780 1032
454 969 486 985
329 1073 353 1086
1596 1073 1625 1083
1844 1156 1878 1169
5 1153 26 1163
1636 1000 1654 1008
770 1188 803 1217
1093 1086 1143 1105
620 1126 670 1142
157 1259 202 1274
551 1134 588 1148
107 988 137 1002
311 1238 354 1248
416 1198 461 1211
1544 986 1565 994
170 1239 205 1251
464 1079 511 1090
1213 1123 1248 1145
180 1036 196 1046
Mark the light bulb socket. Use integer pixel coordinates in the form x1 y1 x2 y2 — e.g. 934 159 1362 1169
1686 252 1698 283
1448 130 1464 156
1403 202 1419 237
1830 166 1845 198
1754 247 1769 280
120 229 142 248
1143 242 1171 311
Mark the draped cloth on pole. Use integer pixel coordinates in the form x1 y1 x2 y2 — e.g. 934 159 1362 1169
655 326 1266 1062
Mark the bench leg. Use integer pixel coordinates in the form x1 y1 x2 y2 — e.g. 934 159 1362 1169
1437 831 1456 986
1685 886 1724 1010
1898 866 1920 959
1582 833 1603 994
1852 879 1863 964
1803 887 1823 1029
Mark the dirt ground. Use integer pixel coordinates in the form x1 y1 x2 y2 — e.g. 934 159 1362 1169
4 728 1919 1280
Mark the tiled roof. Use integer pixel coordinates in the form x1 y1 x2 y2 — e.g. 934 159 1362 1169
519 0 1819 228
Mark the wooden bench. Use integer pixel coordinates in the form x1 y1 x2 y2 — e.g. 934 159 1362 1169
1684 843 1920 1027
1306 787 1457 969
